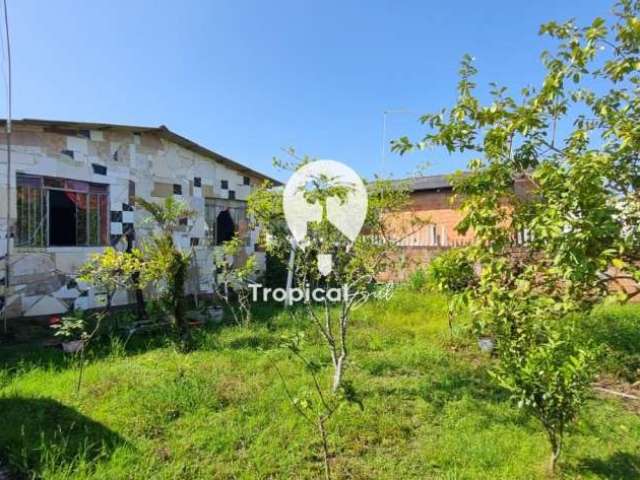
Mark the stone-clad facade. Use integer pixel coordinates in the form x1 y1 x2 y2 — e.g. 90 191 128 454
0 119 277 319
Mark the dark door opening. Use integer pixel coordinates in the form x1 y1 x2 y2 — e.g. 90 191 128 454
49 190 77 246
216 209 235 245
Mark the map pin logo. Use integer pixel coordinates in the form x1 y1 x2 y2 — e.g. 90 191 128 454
283 160 368 275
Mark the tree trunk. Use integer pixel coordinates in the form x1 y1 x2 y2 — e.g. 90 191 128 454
76 349 85 395
318 417 331 480
134 283 146 321
549 434 562 475
170 252 191 350
106 295 114 328
285 242 296 307
332 354 345 393
126 232 146 321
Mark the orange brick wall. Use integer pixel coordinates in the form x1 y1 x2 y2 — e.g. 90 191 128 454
386 185 640 300
387 189 472 248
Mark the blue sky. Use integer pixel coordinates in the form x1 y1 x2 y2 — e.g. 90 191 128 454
4 0 613 182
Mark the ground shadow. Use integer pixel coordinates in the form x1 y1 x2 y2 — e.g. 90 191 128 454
0 331 170 382
364 354 509 405
574 452 640 479
0 397 126 478
418 365 509 406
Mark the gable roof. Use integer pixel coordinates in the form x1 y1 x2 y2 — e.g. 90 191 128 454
393 170 534 193
0 118 282 185
404 174 454 191
390 173 457 192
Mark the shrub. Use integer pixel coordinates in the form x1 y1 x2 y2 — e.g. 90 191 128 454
427 248 476 295
407 267 429 292
492 325 596 473
136 197 196 351
427 248 476 334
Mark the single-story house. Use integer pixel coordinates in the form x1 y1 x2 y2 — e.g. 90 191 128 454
0 119 280 319
386 173 533 280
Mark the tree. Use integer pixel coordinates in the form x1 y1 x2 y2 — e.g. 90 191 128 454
426 247 476 334
52 310 104 395
393 0 640 472
78 247 143 321
249 158 416 479
213 234 258 327
136 196 196 350
491 325 595 472
249 163 414 393
277 331 360 480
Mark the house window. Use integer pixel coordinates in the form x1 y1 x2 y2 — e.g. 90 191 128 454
173 184 182 195
92 163 107 175
204 198 248 246
440 226 448 247
428 225 438 246
221 180 228 190
243 176 250 186
16 173 109 247
228 190 236 200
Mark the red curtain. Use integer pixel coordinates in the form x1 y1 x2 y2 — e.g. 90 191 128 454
64 191 87 209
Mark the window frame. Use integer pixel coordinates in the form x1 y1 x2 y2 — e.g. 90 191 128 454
16 173 110 248
204 197 249 246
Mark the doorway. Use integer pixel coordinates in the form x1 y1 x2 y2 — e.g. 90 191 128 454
49 190 77 246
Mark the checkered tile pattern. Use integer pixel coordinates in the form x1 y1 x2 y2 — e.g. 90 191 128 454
110 202 136 246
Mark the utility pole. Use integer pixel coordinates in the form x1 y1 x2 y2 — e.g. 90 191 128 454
2 0 11 334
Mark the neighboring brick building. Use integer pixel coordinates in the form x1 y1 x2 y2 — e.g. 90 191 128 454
389 173 639 300
387 173 533 280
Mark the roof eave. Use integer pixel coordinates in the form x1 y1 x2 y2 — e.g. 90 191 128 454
0 118 282 186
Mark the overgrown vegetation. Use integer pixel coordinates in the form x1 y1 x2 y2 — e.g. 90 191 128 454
0 290 639 479
2 3 639 479
393 0 640 472
213 234 258 327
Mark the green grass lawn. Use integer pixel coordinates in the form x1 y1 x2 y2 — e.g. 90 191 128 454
1 290 639 479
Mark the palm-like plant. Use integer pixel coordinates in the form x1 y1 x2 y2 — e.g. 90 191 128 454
136 197 195 350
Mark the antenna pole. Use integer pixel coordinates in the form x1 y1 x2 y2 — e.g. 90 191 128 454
381 111 387 171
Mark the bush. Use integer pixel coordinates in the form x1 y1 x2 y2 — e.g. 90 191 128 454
426 248 476 334
407 267 429 292
492 326 596 472
264 252 289 289
427 248 476 295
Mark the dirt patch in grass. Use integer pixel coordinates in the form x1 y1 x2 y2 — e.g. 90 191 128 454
594 375 640 414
